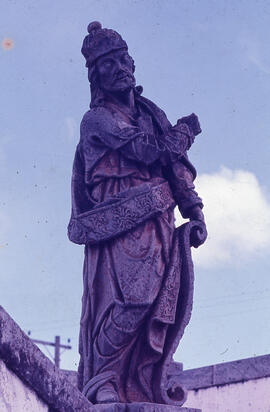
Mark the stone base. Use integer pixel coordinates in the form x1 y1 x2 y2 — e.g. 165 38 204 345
90 403 201 412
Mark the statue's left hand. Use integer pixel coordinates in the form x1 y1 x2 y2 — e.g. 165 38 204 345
189 206 207 248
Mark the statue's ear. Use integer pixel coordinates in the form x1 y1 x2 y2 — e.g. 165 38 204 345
88 66 96 83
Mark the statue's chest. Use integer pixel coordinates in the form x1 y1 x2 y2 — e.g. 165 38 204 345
136 110 155 135
114 106 157 136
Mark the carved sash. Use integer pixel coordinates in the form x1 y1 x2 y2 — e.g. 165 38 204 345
68 181 175 245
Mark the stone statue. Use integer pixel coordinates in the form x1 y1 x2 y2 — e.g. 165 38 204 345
68 22 207 409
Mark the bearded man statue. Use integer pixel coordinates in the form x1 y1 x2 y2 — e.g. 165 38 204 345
68 22 207 408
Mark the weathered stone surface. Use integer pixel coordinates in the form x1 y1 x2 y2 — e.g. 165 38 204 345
68 21 206 407
62 368 78 386
0 306 93 411
89 403 200 411
0 359 48 412
63 361 185 392
63 353 270 412
178 354 270 390
0 306 201 412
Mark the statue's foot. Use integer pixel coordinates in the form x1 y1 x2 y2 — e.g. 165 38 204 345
96 382 119 403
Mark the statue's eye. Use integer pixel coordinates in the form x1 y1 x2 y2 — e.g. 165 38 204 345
102 59 113 69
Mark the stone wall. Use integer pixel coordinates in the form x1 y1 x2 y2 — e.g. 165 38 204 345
178 354 270 412
184 377 270 412
1 304 269 411
0 358 48 411
0 305 94 411
0 306 198 411
63 355 270 412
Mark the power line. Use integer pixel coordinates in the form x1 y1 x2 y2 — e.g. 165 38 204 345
28 333 72 368
191 304 270 322
196 288 270 302
29 322 79 334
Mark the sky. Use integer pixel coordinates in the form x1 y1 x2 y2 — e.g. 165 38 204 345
1 0 270 372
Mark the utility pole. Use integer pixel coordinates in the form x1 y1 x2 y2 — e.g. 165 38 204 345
28 334 72 368
54 335 60 368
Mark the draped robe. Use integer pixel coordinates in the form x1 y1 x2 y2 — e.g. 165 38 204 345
68 94 203 405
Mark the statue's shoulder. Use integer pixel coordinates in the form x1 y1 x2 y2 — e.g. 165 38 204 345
80 107 115 139
81 106 113 127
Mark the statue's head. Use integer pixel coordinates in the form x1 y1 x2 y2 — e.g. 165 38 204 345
82 22 136 107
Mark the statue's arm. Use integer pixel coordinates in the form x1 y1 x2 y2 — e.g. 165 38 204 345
165 155 204 220
70 144 95 217
164 155 207 247
80 109 165 165
80 108 197 166
118 117 200 165
118 130 170 165
161 112 204 220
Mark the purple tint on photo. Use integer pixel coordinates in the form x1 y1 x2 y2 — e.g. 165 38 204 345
68 22 207 407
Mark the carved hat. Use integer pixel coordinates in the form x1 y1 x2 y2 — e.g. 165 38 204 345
81 22 128 68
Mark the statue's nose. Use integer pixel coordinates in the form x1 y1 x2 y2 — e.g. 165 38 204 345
115 60 123 70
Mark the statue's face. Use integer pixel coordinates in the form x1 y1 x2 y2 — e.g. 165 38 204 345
96 49 135 93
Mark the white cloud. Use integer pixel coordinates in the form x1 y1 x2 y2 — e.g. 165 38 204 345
175 167 270 268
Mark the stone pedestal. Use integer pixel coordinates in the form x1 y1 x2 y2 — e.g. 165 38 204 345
90 403 201 411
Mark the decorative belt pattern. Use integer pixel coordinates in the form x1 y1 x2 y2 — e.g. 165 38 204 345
68 181 175 245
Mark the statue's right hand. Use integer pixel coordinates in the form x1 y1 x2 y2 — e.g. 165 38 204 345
177 113 202 137
190 221 207 248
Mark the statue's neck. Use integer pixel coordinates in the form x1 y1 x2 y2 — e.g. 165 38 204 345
105 88 137 117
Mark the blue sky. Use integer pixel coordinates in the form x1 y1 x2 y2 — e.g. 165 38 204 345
1 0 270 371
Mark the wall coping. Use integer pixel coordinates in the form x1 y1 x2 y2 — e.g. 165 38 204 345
177 354 270 390
0 306 93 412
63 352 270 393
2 303 270 407
0 306 199 411
63 354 270 394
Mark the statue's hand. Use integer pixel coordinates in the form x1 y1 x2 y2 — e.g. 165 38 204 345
177 113 201 137
189 206 207 248
189 205 204 222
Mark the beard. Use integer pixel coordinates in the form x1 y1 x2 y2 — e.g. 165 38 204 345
102 72 136 94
